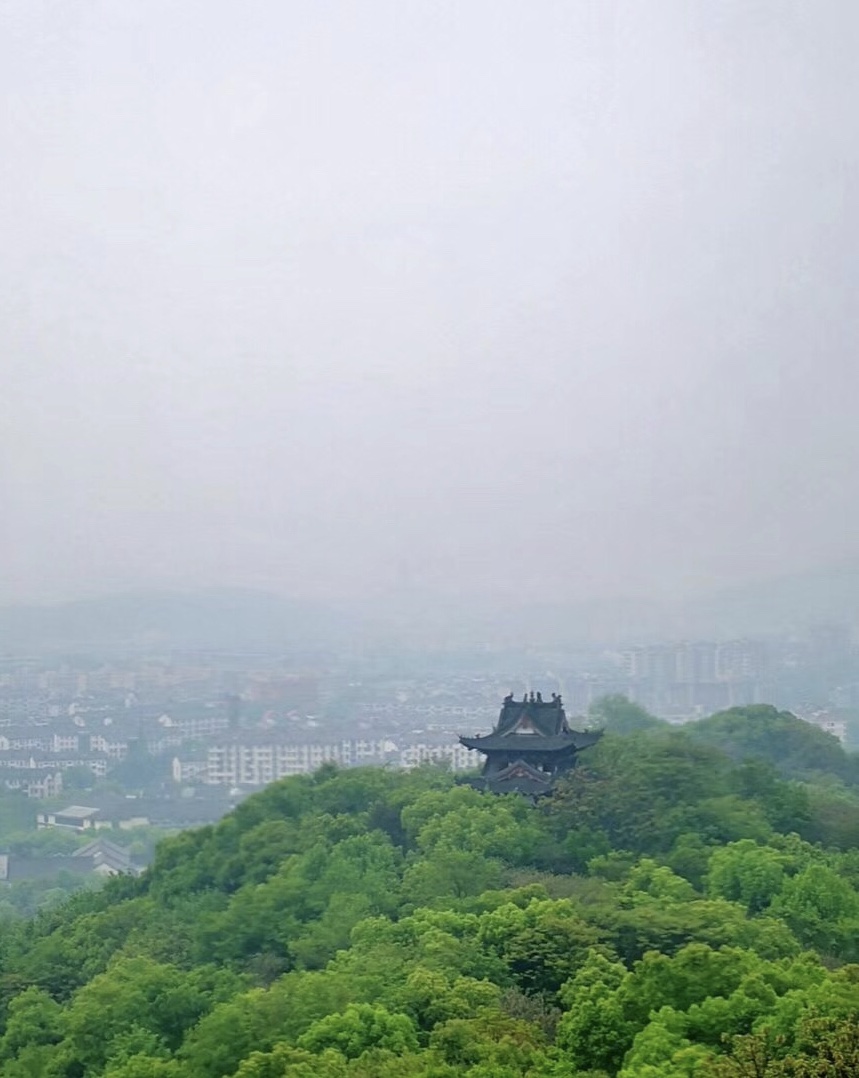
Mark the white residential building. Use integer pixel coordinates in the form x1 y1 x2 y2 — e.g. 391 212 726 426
198 737 469 787
398 742 481 771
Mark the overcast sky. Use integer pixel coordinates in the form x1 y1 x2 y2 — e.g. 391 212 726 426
2 1 858 607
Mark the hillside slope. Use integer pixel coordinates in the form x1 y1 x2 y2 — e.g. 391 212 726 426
1 728 859 1076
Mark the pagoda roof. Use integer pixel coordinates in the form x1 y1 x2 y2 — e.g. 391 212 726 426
495 697 570 737
459 729 601 754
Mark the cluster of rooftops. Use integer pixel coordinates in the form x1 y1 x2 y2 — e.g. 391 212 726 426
459 691 602 796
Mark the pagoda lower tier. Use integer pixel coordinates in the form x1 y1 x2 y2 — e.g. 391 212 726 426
459 692 602 795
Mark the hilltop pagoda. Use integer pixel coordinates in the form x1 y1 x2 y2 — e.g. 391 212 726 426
460 691 601 796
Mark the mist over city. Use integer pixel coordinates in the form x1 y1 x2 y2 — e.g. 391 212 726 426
4 1 859 614
3 6 859 1074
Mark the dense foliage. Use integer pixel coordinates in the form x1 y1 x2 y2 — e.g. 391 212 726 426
2 704 859 1076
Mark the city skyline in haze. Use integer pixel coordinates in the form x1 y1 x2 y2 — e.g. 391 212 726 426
3 2 858 607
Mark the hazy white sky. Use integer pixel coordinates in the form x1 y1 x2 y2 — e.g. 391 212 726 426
2 1 858 606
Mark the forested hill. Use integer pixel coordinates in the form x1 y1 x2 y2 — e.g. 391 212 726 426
2 709 859 1076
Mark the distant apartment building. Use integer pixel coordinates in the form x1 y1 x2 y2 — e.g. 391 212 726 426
715 640 767 682
142 710 231 756
202 737 392 787
88 733 129 760
1 768 63 798
620 640 765 683
193 735 477 788
172 757 208 784
0 727 81 753
675 642 718 684
154 710 231 739
617 639 768 718
177 713 231 738
399 742 481 771
0 751 109 778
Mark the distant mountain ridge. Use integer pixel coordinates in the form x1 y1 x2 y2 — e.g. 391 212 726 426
1 563 857 655
0 589 365 655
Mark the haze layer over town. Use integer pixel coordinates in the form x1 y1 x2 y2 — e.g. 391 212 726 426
5 13 859 1077
3 1 859 616
4 0 859 826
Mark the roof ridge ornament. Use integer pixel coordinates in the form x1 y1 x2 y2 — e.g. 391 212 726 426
459 691 601 796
